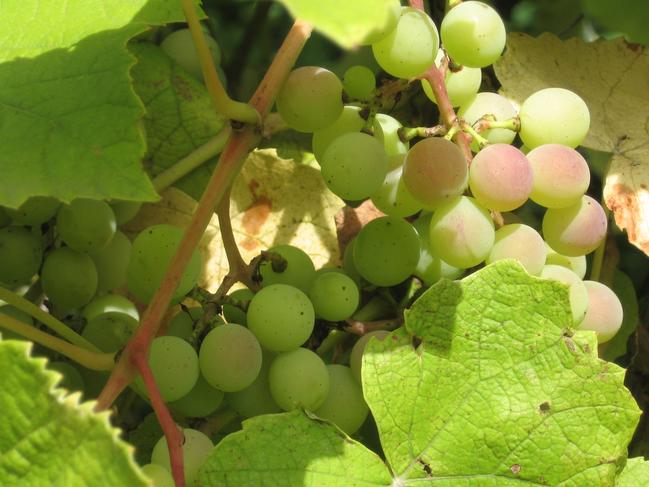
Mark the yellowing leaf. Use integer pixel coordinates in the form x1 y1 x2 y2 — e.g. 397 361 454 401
495 34 649 255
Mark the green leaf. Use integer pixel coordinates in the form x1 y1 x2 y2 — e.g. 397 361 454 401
0 339 146 485
277 0 398 48
0 0 194 208
582 0 649 46
602 271 639 362
197 410 392 486
364 261 640 484
617 458 649 486
130 42 226 201
495 34 649 256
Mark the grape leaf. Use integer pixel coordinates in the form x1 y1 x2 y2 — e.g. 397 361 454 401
495 34 649 256
602 270 639 362
0 0 196 208
582 0 649 46
0 339 146 486
277 0 398 48
617 458 649 486
130 41 226 200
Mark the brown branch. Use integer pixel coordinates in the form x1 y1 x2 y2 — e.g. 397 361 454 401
217 189 255 289
409 0 425 10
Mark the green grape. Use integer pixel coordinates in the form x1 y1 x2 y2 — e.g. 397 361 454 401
169 373 224 417
360 0 402 45
226 350 281 418
441 1 506 67
311 106 364 162
127 224 202 304
149 336 199 402
5 196 60 226
222 288 254 325
41 248 98 310
372 7 439 79
151 428 213 485
167 306 203 340
276 66 343 133
371 167 422 218
315 365 369 435
527 144 590 208
422 51 482 107
353 216 420 287
79 369 109 400
412 214 463 286
83 294 139 321
109 200 141 225
89 230 131 294
542 196 607 256
0 226 43 286
48 361 84 392
0 305 33 340
469 144 533 211
141 464 174 487
402 137 468 209
373 113 409 161
199 324 262 392
342 65 375 101
545 243 587 280
309 272 359 321
458 93 517 150
486 224 546 276
343 238 363 286
0 207 10 228
56 198 116 253
350 331 390 383
321 132 388 200
247 284 314 352
540 265 589 324
160 28 221 80
258 244 316 293
128 412 163 464
81 312 138 352
578 281 623 343
519 88 590 149
269 348 330 411
429 196 495 269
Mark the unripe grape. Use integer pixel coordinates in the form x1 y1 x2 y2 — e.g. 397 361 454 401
540 265 588 324
169 374 224 417
422 62 481 108
89 230 131 294
82 312 138 352
486 224 546 276
412 214 464 286
545 243 587 279
315 365 369 435
0 226 43 286
269 348 330 411
342 65 375 101
258 244 316 293
41 247 97 310
56 198 116 253
151 428 212 485
161 28 221 80
371 167 422 218
309 272 359 321
350 331 390 383
83 294 139 321
312 106 364 162
5 196 60 226
373 113 409 161
148 336 200 402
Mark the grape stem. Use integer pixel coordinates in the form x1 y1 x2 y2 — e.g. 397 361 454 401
345 316 403 336
473 116 521 133
410 0 425 10
460 121 490 149
398 125 447 142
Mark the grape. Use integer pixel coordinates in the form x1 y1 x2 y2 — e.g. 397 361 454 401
109 200 141 225
350 331 390 383
82 312 138 352
469 144 533 211
167 306 203 340
56 198 116 253
315 365 369 435
5 196 60 226
527 144 590 208
276 66 343 133
540 265 589 324
247 284 314 352
519 88 590 149
545 243 587 279
372 7 439 79
0 208 10 228
320 132 388 200
373 113 409 161
429 196 495 269
151 428 213 485
309 272 359 321
441 1 506 68
160 28 221 80
199 324 262 392
312 106 364 162
41 248 97 310
48 361 84 391
343 238 363 286
412 214 463 286
360 0 402 45
83 294 139 321
422 51 482 107
258 244 316 293
486 224 546 275
353 216 420 287
342 65 375 101
402 137 468 209
0 226 43 286
149 336 200 402
542 196 607 256
89 230 131 294
371 167 422 218
578 281 623 343
458 93 517 150
169 374 224 417
141 464 174 487
226 350 281 418
269 348 330 411
127 224 202 304
222 288 254 325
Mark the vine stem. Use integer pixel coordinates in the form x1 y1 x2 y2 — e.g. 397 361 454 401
398 125 447 142
217 190 255 289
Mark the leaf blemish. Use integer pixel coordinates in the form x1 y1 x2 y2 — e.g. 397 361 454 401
539 401 551 414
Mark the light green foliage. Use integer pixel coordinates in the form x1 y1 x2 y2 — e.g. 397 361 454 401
540 264 588 324
349 331 390 384
617 458 649 486
160 28 221 80
582 0 649 45
0 340 147 485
